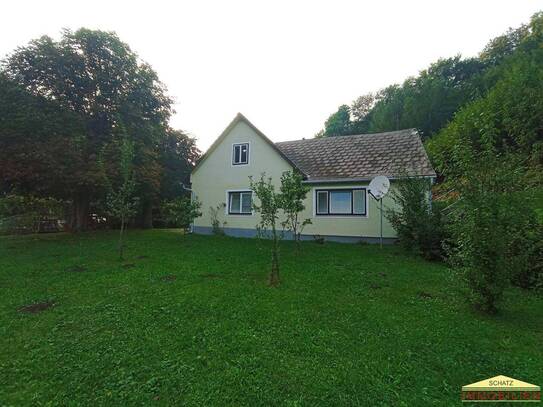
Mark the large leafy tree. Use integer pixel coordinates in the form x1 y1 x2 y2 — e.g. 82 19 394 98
0 74 89 201
318 104 352 137
159 128 200 201
1 28 172 230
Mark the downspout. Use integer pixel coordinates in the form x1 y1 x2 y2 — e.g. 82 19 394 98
181 182 195 234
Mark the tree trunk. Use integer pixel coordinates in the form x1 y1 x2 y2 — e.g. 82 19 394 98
268 224 280 287
141 201 153 229
119 214 125 261
72 196 89 232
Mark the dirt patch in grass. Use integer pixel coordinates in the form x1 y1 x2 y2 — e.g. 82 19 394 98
18 301 55 314
136 255 149 260
122 263 136 269
417 291 435 299
66 265 88 273
201 273 222 279
161 275 177 282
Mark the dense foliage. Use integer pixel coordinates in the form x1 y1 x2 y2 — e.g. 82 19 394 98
318 12 543 145
445 155 540 313
0 194 64 234
0 29 199 231
385 177 445 261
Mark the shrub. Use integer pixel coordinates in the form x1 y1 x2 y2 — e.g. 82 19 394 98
209 203 227 235
508 223 543 289
161 197 202 229
446 154 540 313
0 194 64 234
385 176 446 260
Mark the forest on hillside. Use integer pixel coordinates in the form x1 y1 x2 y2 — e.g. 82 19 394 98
318 12 543 189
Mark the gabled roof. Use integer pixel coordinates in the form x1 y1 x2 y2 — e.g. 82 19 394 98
192 113 436 182
192 113 303 175
275 129 436 182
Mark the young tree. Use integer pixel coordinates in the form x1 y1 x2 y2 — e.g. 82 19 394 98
250 174 282 286
161 196 202 229
104 139 139 260
279 170 311 245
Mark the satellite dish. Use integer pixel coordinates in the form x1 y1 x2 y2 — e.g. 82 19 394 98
369 176 390 200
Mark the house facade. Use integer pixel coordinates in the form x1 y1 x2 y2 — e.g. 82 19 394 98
190 113 436 243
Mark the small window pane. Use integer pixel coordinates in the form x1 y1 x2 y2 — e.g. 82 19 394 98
241 192 252 213
240 144 248 163
330 191 352 214
233 143 248 164
230 193 241 213
353 190 366 214
317 191 328 214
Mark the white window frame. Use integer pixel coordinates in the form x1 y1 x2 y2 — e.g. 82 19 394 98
232 142 250 166
226 189 253 216
313 186 369 218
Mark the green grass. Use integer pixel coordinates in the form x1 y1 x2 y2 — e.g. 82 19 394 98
0 230 541 406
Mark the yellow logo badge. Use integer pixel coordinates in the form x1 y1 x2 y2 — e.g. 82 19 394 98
462 375 540 402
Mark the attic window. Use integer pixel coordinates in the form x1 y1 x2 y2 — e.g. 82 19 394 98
232 143 249 165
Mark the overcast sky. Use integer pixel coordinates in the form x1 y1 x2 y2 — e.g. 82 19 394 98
1 1 541 151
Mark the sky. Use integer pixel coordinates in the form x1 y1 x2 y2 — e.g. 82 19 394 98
1 1 541 151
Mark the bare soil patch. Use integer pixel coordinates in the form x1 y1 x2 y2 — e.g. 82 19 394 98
201 273 222 279
417 291 435 299
66 265 88 273
18 301 55 314
161 275 176 282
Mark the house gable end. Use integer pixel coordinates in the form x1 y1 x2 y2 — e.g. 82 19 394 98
191 113 303 177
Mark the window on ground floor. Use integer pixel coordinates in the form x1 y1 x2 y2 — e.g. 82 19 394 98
228 191 252 215
315 188 367 216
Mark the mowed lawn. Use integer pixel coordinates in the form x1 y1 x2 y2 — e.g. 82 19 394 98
0 230 541 406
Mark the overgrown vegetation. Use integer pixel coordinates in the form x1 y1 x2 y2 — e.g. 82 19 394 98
385 176 445 261
0 194 64 234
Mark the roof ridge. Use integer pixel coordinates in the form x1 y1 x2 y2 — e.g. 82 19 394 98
275 128 418 145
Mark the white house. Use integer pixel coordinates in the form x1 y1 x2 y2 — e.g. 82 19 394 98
190 113 436 243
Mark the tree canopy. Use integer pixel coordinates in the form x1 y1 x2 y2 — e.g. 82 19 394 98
0 28 199 230
317 12 543 147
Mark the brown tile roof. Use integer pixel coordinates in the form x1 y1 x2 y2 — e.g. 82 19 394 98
275 129 436 182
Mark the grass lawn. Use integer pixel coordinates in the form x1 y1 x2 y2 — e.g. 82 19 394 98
0 230 541 405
